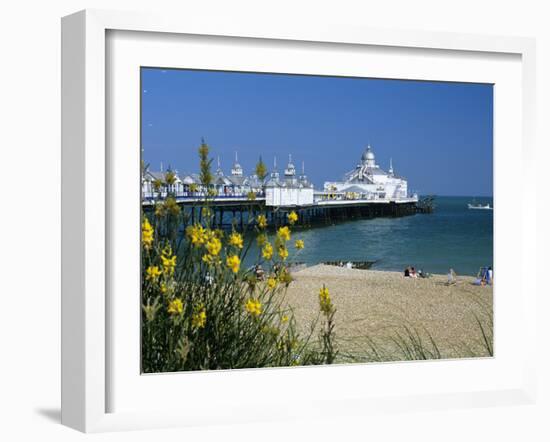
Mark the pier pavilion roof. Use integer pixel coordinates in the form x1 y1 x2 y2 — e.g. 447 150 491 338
247 174 263 188
228 175 248 187
214 175 233 186
144 170 183 184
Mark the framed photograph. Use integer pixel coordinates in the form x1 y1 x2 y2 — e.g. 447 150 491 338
61 9 537 432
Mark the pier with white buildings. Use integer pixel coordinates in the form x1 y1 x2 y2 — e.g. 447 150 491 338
142 144 421 229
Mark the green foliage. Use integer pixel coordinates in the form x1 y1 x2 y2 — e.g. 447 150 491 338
255 156 268 181
198 139 213 188
141 141 335 372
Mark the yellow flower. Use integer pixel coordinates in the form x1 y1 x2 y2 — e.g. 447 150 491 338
186 224 207 246
262 242 273 260
206 237 222 256
247 191 256 201
145 266 161 281
142 217 154 249
189 183 199 192
281 315 289 323
278 269 293 285
161 254 177 275
278 245 289 261
319 286 333 314
155 202 166 217
288 211 298 225
256 233 268 247
165 197 181 216
226 255 241 273
160 282 167 294
257 214 268 229
245 298 262 316
202 254 217 265
266 276 277 290
167 298 183 315
277 226 291 242
192 305 207 329
228 232 244 249
295 239 304 250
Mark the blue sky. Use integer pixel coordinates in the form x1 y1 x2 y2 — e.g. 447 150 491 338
141 68 493 196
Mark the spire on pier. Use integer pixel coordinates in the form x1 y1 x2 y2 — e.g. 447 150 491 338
231 151 243 176
284 154 296 177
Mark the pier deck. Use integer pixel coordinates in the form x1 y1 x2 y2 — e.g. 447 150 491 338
143 194 422 230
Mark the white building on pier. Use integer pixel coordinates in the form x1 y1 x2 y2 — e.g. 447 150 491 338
323 145 413 201
264 155 314 207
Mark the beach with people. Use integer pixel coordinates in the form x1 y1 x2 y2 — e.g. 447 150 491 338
284 264 493 362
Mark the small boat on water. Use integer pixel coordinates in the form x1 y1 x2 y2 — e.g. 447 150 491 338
468 200 492 210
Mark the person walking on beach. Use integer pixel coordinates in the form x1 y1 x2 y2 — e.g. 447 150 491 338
446 268 456 285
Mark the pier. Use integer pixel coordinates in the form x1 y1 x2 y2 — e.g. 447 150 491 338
143 193 420 231
142 143 430 231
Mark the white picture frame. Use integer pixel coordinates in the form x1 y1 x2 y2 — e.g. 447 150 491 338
61 9 537 433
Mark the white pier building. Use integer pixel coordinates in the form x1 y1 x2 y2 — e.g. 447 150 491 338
264 156 314 207
323 145 415 202
142 144 417 207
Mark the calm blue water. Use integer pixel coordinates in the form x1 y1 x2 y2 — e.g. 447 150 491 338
244 196 493 276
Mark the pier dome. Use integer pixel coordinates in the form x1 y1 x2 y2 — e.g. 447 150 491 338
361 145 376 167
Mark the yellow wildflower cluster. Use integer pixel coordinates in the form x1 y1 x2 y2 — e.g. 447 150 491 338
266 276 277 290
245 298 262 317
186 224 207 247
226 255 241 273
281 315 289 323
167 298 184 315
160 246 177 275
202 253 218 265
277 226 291 242
295 239 304 250
257 214 268 229
288 211 298 225
262 242 273 260
228 232 244 249
278 268 293 286
256 233 267 247
205 236 222 256
192 305 207 329
319 286 333 314
278 245 289 261
155 197 181 217
146 265 162 281
142 217 154 250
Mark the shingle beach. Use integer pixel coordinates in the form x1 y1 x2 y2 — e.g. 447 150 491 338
284 264 494 361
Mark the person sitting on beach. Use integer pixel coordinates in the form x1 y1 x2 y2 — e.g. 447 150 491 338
404 267 410 277
446 268 456 285
255 264 265 281
410 267 418 278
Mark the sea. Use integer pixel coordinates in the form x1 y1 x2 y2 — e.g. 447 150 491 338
243 196 493 276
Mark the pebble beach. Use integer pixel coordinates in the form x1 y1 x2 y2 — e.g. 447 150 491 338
284 264 494 361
